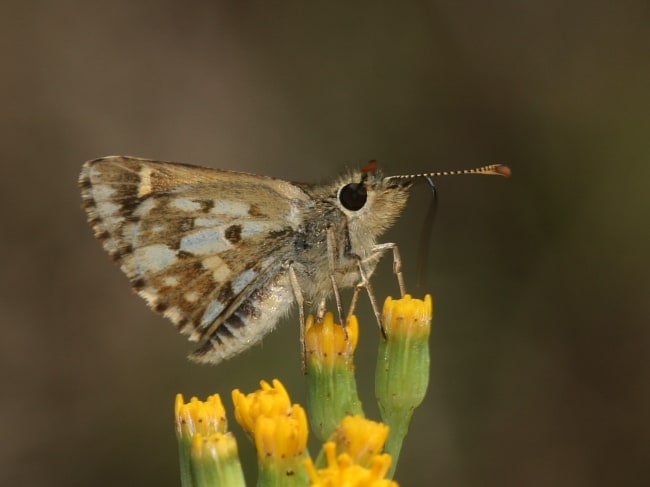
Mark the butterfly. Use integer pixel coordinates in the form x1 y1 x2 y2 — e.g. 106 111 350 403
80 156 509 364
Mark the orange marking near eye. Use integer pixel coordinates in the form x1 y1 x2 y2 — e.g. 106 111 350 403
361 160 379 173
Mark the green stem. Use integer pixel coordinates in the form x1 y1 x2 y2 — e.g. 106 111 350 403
381 408 413 478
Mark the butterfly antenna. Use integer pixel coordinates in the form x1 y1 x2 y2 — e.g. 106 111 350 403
387 163 511 182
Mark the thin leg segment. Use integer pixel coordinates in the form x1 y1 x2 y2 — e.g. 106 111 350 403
288 264 308 373
371 242 406 297
326 225 345 324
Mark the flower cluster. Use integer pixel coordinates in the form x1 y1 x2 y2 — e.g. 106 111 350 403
174 295 433 486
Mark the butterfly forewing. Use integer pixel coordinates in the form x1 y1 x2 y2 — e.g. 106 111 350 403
80 156 311 363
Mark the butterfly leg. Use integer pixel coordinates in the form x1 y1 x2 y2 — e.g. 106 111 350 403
352 255 387 339
316 297 327 322
326 224 346 325
371 242 406 297
288 264 308 372
345 283 364 325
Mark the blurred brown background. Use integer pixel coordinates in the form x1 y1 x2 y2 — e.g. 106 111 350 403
2 1 649 486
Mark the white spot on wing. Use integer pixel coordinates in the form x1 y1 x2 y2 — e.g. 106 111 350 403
138 288 158 305
138 167 154 197
151 223 166 233
202 255 230 282
122 222 139 244
96 201 120 217
184 291 200 303
172 198 202 212
134 198 157 217
212 200 249 217
232 268 257 295
200 299 225 328
163 307 183 323
194 217 224 227
180 228 231 255
288 205 301 227
163 276 180 287
89 166 104 182
241 221 269 237
92 185 116 201
132 244 177 274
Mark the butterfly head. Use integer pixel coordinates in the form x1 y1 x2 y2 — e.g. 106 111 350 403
327 162 413 241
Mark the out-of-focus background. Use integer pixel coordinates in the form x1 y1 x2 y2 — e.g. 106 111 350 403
2 1 649 486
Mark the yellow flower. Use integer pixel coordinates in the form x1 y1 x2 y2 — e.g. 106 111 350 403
175 394 246 486
305 313 364 441
305 312 359 367
305 442 398 487
175 393 227 438
376 294 433 478
232 379 292 434
232 379 311 484
382 294 433 339
331 415 389 467
254 403 309 463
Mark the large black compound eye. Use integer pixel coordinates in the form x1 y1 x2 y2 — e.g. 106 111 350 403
338 183 368 211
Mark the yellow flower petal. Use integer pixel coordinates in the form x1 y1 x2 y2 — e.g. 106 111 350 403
254 404 309 462
175 393 227 438
306 312 359 367
305 442 398 487
232 379 291 434
382 295 433 339
332 415 390 467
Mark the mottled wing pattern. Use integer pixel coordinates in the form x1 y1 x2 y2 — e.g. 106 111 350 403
79 156 311 363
